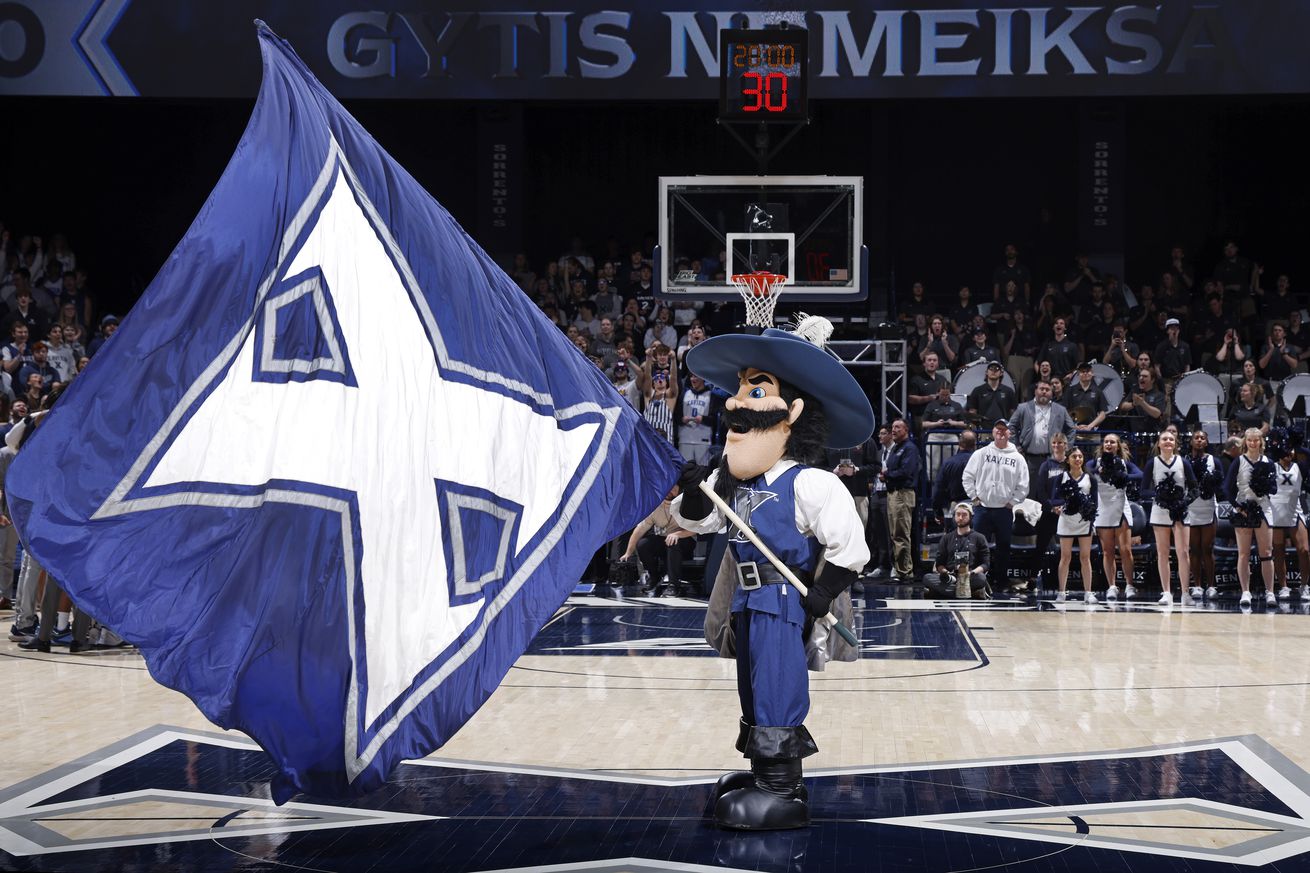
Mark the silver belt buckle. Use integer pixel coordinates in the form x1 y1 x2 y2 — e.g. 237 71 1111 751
737 561 762 591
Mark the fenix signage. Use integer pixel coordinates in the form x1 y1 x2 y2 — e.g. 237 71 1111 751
3 1 1308 99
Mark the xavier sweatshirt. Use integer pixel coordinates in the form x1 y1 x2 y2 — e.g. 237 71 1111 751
962 440 1030 508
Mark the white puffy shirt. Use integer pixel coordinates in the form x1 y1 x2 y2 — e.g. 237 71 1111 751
670 459 871 573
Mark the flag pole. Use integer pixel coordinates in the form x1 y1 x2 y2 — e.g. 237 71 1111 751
698 481 860 647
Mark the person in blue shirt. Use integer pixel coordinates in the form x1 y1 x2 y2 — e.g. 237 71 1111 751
932 429 976 520
882 417 921 580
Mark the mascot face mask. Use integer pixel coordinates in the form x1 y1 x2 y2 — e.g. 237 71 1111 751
722 367 804 480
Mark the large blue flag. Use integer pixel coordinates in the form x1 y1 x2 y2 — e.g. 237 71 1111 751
5 23 681 801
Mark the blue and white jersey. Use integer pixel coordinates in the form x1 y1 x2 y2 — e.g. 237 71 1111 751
1270 462 1304 528
678 387 713 448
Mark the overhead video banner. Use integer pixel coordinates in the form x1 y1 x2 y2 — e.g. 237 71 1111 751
5 1 1309 99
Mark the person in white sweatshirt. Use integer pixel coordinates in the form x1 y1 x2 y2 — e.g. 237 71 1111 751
962 418 1030 594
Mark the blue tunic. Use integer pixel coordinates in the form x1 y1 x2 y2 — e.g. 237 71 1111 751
728 466 819 728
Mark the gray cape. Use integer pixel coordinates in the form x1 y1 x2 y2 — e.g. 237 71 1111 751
703 547 858 670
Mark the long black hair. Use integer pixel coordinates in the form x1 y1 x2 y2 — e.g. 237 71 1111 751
779 382 829 466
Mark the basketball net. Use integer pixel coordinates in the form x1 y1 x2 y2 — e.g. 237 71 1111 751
730 271 787 329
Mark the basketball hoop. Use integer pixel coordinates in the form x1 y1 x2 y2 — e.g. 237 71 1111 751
730 271 787 328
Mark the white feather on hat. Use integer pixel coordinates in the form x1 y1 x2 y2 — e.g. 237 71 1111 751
786 312 834 349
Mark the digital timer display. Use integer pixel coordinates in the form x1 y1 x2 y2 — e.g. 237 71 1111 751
719 28 809 122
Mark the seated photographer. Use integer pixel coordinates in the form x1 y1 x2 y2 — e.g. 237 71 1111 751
921 502 991 599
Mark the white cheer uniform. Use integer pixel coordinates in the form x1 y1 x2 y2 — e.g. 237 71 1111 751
1147 455 1191 527
1185 453 1220 526
1231 455 1275 527
1055 471 1094 537
1270 461 1305 529
1090 457 1135 529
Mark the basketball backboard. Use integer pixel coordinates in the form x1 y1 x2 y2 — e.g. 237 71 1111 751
655 175 865 303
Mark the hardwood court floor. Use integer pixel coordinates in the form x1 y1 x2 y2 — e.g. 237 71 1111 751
4 591 1310 871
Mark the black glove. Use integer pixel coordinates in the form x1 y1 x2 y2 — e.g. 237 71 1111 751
801 564 857 619
675 460 713 520
802 587 833 619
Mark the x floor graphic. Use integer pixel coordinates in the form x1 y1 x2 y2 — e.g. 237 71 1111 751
2 727 1310 871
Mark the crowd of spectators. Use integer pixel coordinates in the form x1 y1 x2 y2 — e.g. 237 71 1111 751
3 219 1308 640
521 236 1310 491
878 238 1310 607
526 233 1310 607
0 222 124 652
511 236 748 469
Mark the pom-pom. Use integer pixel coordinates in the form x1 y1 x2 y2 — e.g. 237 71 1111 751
1197 457 1224 500
1289 420 1306 452
1268 426 1291 461
1251 459 1278 498
1059 477 1095 521
1058 477 1086 516
1154 472 1189 523
1231 499 1267 529
1100 455 1129 490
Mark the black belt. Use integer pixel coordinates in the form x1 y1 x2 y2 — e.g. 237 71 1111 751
736 562 803 590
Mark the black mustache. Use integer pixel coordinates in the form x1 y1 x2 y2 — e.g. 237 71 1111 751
713 451 743 504
722 406 789 435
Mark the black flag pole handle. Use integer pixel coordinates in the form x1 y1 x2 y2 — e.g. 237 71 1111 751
697 481 860 647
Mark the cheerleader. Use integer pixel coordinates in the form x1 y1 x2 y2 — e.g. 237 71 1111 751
1088 432 1143 600
1145 430 1197 606
1051 446 1098 603
1269 448 1310 602
1222 428 1278 607
1186 428 1223 600
1032 432 1071 591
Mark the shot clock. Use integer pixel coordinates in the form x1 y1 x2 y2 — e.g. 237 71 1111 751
718 27 809 123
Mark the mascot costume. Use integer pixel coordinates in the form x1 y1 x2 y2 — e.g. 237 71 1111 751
671 315 874 831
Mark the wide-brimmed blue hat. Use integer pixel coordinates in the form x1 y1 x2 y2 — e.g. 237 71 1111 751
686 327 875 448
